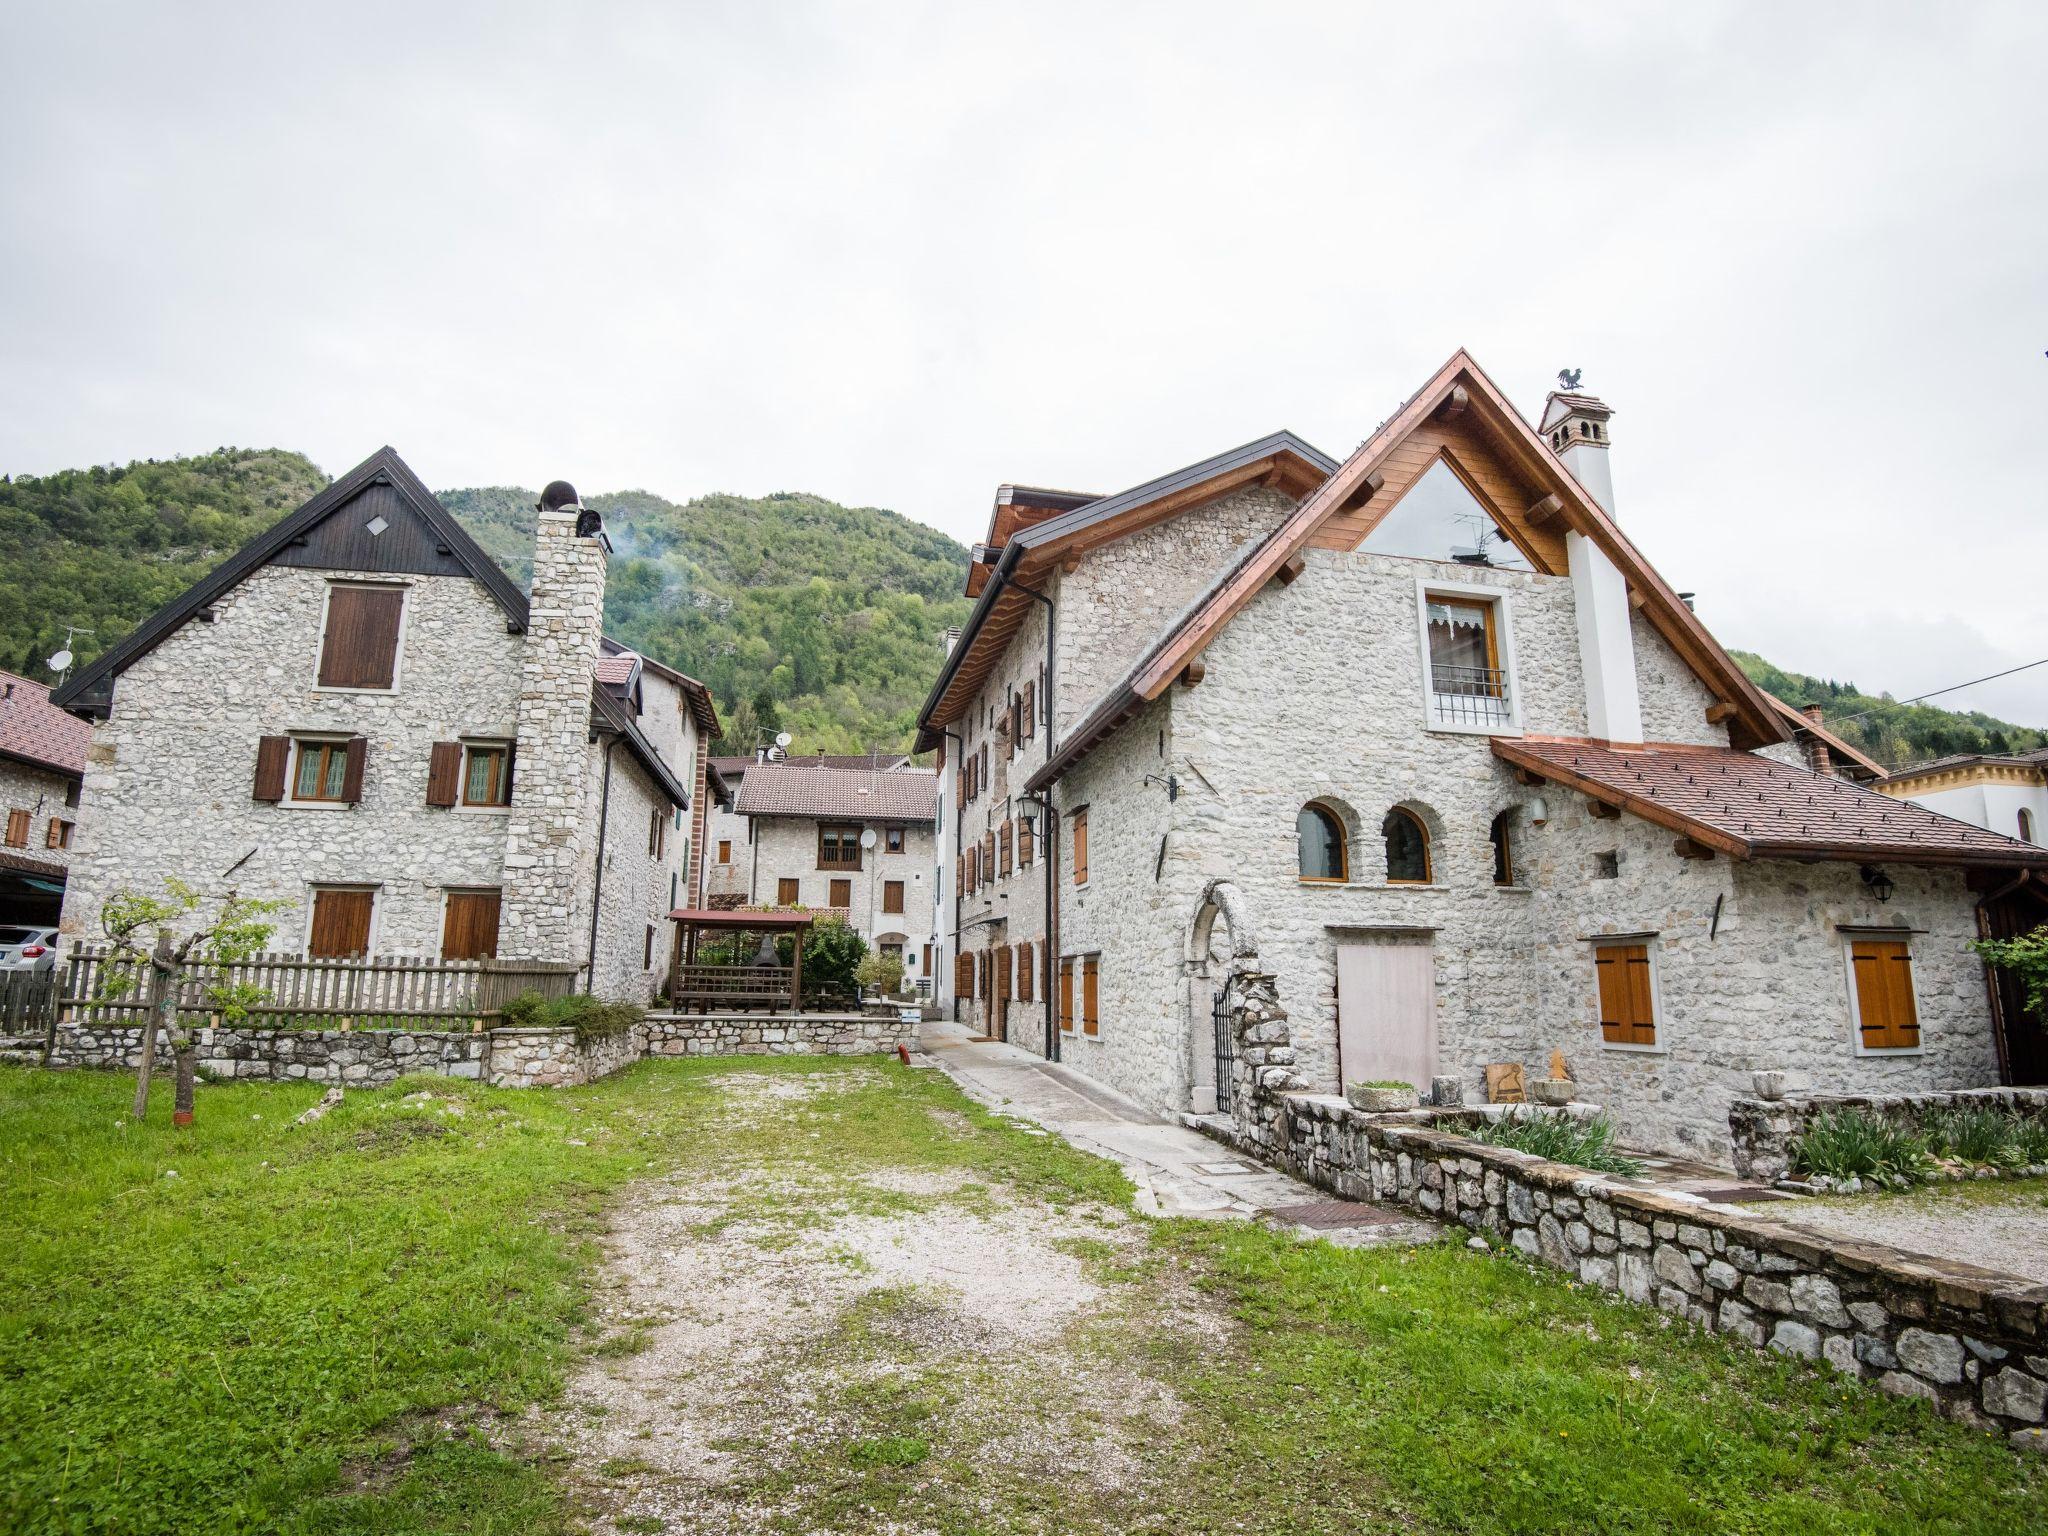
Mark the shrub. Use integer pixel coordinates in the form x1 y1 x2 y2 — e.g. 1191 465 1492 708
1469 1108 1645 1177
1790 1109 1932 1187
1923 1106 2024 1169
499 989 645 1044
781 915 866 995
2014 1116 2048 1165
855 950 905 995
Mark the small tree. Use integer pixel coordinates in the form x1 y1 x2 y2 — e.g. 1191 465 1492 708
781 915 866 999
856 950 904 997
1973 923 2048 1020
100 880 286 1125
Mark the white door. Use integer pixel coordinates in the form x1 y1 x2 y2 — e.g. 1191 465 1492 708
1336 939 1437 1091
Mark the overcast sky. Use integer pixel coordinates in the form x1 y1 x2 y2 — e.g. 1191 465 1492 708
4 2 2043 723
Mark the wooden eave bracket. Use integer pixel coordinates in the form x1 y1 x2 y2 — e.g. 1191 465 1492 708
1273 553 1307 587
1705 701 1738 725
1179 653 1207 689
1514 767 1546 787
1588 801 1621 820
1673 836 1717 860
1524 493 1563 528
1337 469 1386 515
1439 385 1470 418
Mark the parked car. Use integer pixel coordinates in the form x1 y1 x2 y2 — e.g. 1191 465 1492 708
0 926 60 974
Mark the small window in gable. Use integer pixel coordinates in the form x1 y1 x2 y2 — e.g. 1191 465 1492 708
1362 459 1532 571
1297 803 1346 882
317 583 406 690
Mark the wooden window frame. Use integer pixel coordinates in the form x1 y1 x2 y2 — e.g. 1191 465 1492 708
1296 802 1348 884
288 736 356 807
460 741 512 808
777 876 801 906
439 887 502 962
46 817 73 850
315 581 408 693
718 839 733 865
1415 582 1519 735
885 825 905 854
882 879 905 915
1845 934 1923 1055
307 884 379 959
1593 938 1661 1051
818 822 863 870
1382 806 1432 885
828 877 852 910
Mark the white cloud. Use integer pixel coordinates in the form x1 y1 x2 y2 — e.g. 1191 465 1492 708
2 0 2043 721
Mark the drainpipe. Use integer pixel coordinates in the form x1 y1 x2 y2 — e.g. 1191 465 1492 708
943 727 966 1023
583 736 619 994
1010 581 1059 1063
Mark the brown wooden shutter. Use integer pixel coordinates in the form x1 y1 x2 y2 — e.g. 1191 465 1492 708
1082 955 1100 1035
1018 816 1034 866
1017 940 1033 1003
440 889 502 960
1072 809 1089 884
426 741 462 807
308 888 374 958
777 877 799 905
3 809 27 848
339 736 369 804
253 735 290 801
996 944 1013 1003
955 951 974 997
1594 943 1656 1045
318 585 405 689
883 880 905 914
45 818 62 848
1852 940 1920 1050
1059 959 1074 1032
829 878 851 908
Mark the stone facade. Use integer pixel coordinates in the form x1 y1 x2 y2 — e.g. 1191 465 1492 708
729 810 936 967
0 755 80 873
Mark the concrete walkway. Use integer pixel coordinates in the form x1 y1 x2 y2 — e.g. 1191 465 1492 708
918 1018 1437 1245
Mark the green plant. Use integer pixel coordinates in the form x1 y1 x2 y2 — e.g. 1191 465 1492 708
1923 1106 2024 1169
2014 1117 2048 1165
1972 924 2048 1018
1790 1108 1934 1187
856 950 905 995
783 914 867 995
1358 1079 1414 1090
1468 1109 1645 1176
499 990 644 1043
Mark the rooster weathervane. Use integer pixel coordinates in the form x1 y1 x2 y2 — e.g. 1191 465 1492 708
1557 367 1583 391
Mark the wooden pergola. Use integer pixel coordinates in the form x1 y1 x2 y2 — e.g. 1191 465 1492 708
665 908 815 1014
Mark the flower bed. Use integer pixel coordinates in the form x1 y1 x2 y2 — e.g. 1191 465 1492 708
1730 1089 2048 1187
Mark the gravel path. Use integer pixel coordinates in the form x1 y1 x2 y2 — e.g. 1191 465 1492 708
1771 1179 2048 1283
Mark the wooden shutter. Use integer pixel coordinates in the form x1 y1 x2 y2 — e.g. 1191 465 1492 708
1072 809 1089 884
3 809 26 848
955 951 974 997
883 880 905 914
1082 955 1100 1035
339 736 369 804
1016 941 1033 1002
425 741 462 807
440 889 501 961
1000 820 1013 875
996 945 1013 1002
1594 943 1656 1045
253 735 290 801
777 877 799 905
318 585 405 689
829 878 851 908
1851 940 1920 1050
45 818 63 849
1018 816 1034 866
308 888 374 958
1059 958 1075 1033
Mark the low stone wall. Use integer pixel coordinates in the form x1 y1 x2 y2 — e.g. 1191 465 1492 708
643 1011 914 1058
48 1023 488 1085
1212 976 2048 1445
1731 1088 2048 1182
482 1025 644 1088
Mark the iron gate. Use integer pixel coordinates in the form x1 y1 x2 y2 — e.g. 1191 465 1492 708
1211 975 1236 1107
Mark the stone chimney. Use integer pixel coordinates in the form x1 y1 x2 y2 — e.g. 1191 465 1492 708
1800 703 1834 776
498 481 610 965
1541 380 1642 745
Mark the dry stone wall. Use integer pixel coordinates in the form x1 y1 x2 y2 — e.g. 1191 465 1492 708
1730 1087 2048 1182
643 1010 912 1057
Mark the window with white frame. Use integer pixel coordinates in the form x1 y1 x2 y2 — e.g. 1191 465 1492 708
1422 591 1512 729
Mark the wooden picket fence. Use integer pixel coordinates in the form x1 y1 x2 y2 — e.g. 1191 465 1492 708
59 944 579 1029
0 970 59 1034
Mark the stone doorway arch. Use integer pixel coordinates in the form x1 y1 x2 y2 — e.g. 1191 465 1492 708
1184 879 1259 1114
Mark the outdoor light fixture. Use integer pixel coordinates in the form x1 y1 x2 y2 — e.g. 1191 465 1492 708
1016 795 1041 827
1860 865 1895 903
1526 794 1549 826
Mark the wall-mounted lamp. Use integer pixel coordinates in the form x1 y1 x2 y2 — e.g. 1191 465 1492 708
1526 795 1549 827
1142 773 1180 802
1016 795 1043 828
1859 865 1895 903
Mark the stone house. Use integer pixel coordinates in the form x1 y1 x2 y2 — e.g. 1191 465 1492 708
53 447 719 1003
0 669 89 926
702 750 909 906
704 756 937 986
917 351 2048 1161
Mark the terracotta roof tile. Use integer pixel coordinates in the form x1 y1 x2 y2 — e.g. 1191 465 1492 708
0 671 88 778
593 653 638 684
1495 738 2048 869
732 762 936 823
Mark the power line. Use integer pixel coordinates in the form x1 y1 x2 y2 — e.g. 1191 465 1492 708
1820 655 2048 729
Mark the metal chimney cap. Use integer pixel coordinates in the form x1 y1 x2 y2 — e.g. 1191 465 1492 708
538 479 581 512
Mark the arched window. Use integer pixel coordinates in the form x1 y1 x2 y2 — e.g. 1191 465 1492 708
1383 807 1431 884
2022 808 2038 845
1490 810 1515 886
1297 803 1347 882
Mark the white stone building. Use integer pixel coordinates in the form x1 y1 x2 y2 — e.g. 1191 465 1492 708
1880 749 2048 849
917 351 2048 1161
704 756 937 986
0 669 89 926
702 751 909 907
54 448 719 1004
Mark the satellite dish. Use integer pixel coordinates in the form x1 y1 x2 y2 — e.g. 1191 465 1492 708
859 829 878 849
774 731 793 748
47 649 72 673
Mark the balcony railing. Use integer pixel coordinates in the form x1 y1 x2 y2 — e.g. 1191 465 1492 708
1429 664 1511 728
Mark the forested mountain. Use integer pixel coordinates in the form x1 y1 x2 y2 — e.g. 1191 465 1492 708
1733 653 2046 771
3 448 2039 767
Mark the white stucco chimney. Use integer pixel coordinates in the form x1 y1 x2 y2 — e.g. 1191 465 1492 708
1541 384 1643 746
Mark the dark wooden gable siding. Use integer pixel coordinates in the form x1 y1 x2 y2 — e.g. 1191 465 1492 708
272 481 482 581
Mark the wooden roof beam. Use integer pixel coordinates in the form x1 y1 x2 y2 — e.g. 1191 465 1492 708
1273 552 1307 587
1439 384 1470 418
1179 653 1207 688
1674 836 1717 861
1705 701 1738 726
1524 492 1563 528
1337 469 1385 515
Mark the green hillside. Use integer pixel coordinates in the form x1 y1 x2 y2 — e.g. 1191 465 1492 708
5 447 2038 767
1732 653 2046 771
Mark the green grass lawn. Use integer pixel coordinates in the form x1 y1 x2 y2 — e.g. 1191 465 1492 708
1 1060 2043 1535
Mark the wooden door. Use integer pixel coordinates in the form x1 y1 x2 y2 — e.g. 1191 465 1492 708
308 888 375 958
441 889 502 961
993 944 1011 1041
1336 938 1436 1091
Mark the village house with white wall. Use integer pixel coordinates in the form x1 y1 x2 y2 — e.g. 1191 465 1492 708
0 670 89 928
1881 747 2048 848
51 447 719 1003
703 751 937 986
918 350 2048 1163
